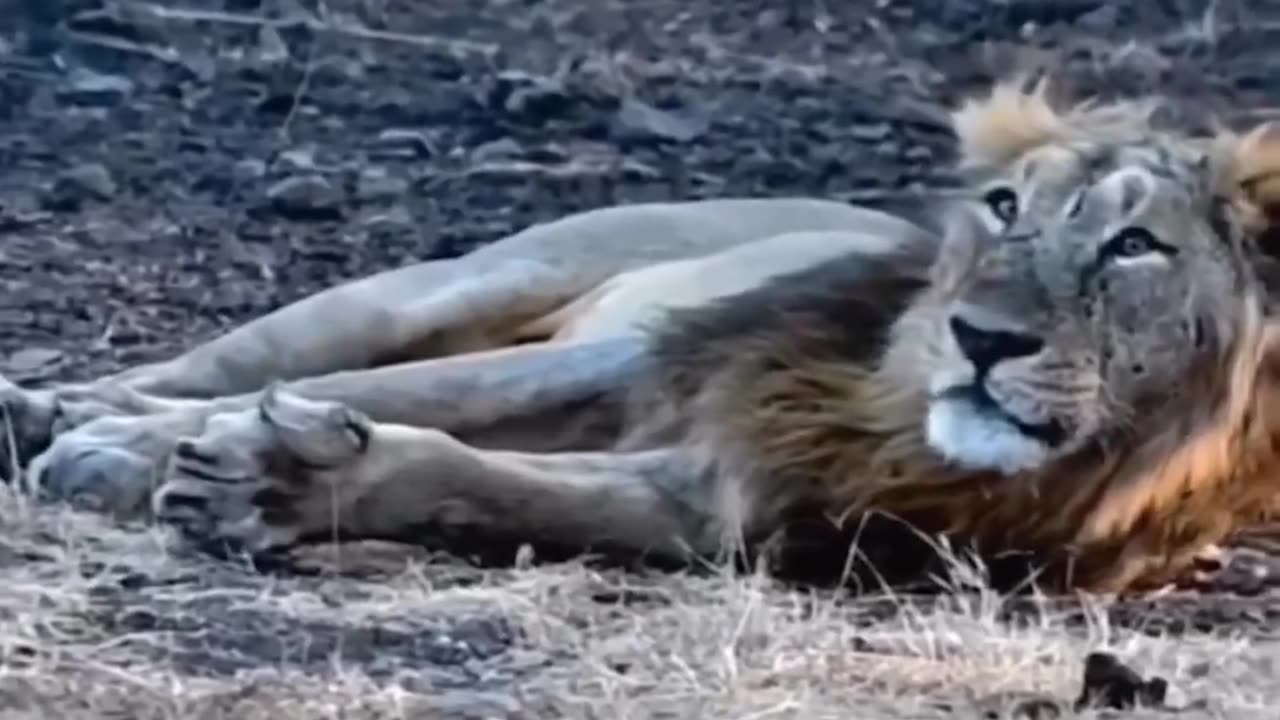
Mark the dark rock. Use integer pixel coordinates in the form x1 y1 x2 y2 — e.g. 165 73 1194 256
44 163 116 210
905 145 935 163
254 25 291 65
3 348 64 382
471 137 525 162
611 98 706 145
118 608 159 632
265 174 343 221
359 206 415 234
232 158 268 184
848 122 893 143
355 167 410 201
275 147 317 173
490 70 574 123
1000 0 1108 27
1074 652 1169 712
63 163 117 199
256 91 304 117
371 128 437 158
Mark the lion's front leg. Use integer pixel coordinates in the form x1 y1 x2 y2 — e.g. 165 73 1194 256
153 387 720 561
22 334 653 522
0 368 218 490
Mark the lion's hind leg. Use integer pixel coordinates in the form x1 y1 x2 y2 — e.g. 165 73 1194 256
152 386 719 563
1 256 591 482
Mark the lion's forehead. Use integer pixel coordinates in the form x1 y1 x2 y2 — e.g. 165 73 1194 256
1014 139 1203 206
952 142 1219 343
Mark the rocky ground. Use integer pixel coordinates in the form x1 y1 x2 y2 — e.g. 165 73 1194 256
3 0 1280 717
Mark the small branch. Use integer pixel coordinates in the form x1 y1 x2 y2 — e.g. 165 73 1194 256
119 3 499 57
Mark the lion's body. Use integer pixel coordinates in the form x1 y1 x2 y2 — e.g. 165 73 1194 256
105 197 930 398
7 80 1280 595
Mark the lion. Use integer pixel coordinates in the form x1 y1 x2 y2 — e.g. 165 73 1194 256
5 79 1280 594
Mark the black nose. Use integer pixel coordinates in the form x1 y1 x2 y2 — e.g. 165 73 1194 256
948 315 1044 373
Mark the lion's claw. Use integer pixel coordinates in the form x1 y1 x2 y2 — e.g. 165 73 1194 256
154 386 372 554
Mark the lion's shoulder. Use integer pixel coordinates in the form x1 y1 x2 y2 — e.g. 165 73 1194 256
648 243 934 402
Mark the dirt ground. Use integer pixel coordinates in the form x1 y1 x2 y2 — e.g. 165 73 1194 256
4 0 1280 717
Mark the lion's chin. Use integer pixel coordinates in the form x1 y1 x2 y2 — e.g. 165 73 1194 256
925 395 1051 476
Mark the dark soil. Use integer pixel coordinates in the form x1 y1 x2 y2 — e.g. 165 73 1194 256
4 0 1280 716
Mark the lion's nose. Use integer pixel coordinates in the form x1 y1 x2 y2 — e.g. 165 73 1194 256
948 315 1044 373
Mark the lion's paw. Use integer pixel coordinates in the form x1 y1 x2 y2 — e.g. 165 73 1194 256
153 385 372 556
25 411 197 518
0 374 59 483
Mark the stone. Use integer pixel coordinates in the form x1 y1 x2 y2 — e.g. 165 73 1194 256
275 147 317 173
3 347 64 381
491 70 574 121
848 122 892 143
355 167 409 201
232 158 267 184
471 137 524 162
372 128 437 158
266 174 343 220
611 98 706 144
45 163 116 209
255 25 291 65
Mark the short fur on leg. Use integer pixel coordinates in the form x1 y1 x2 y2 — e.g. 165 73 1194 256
154 386 715 562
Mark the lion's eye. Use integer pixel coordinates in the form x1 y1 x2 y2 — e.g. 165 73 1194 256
1105 227 1175 260
1066 190 1085 218
982 186 1018 225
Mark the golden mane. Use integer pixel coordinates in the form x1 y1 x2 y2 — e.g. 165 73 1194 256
950 76 1165 170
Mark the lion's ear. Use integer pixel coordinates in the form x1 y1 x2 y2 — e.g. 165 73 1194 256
950 77 1067 168
1225 122 1280 240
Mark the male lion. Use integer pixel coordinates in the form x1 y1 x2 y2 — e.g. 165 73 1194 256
4 80 1280 594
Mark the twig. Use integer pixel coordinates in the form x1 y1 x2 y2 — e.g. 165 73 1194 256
63 30 182 65
121 3 499 57
279 37 317 140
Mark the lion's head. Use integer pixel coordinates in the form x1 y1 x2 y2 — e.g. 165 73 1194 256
900 80 1280 477
647 77 1280 591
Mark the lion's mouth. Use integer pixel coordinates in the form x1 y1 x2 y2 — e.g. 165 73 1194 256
937 383 1068 448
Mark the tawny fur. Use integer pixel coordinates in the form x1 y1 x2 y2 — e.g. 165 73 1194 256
950 75 1161 171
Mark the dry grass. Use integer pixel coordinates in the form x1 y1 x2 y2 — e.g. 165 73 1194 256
0 484 1276 718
